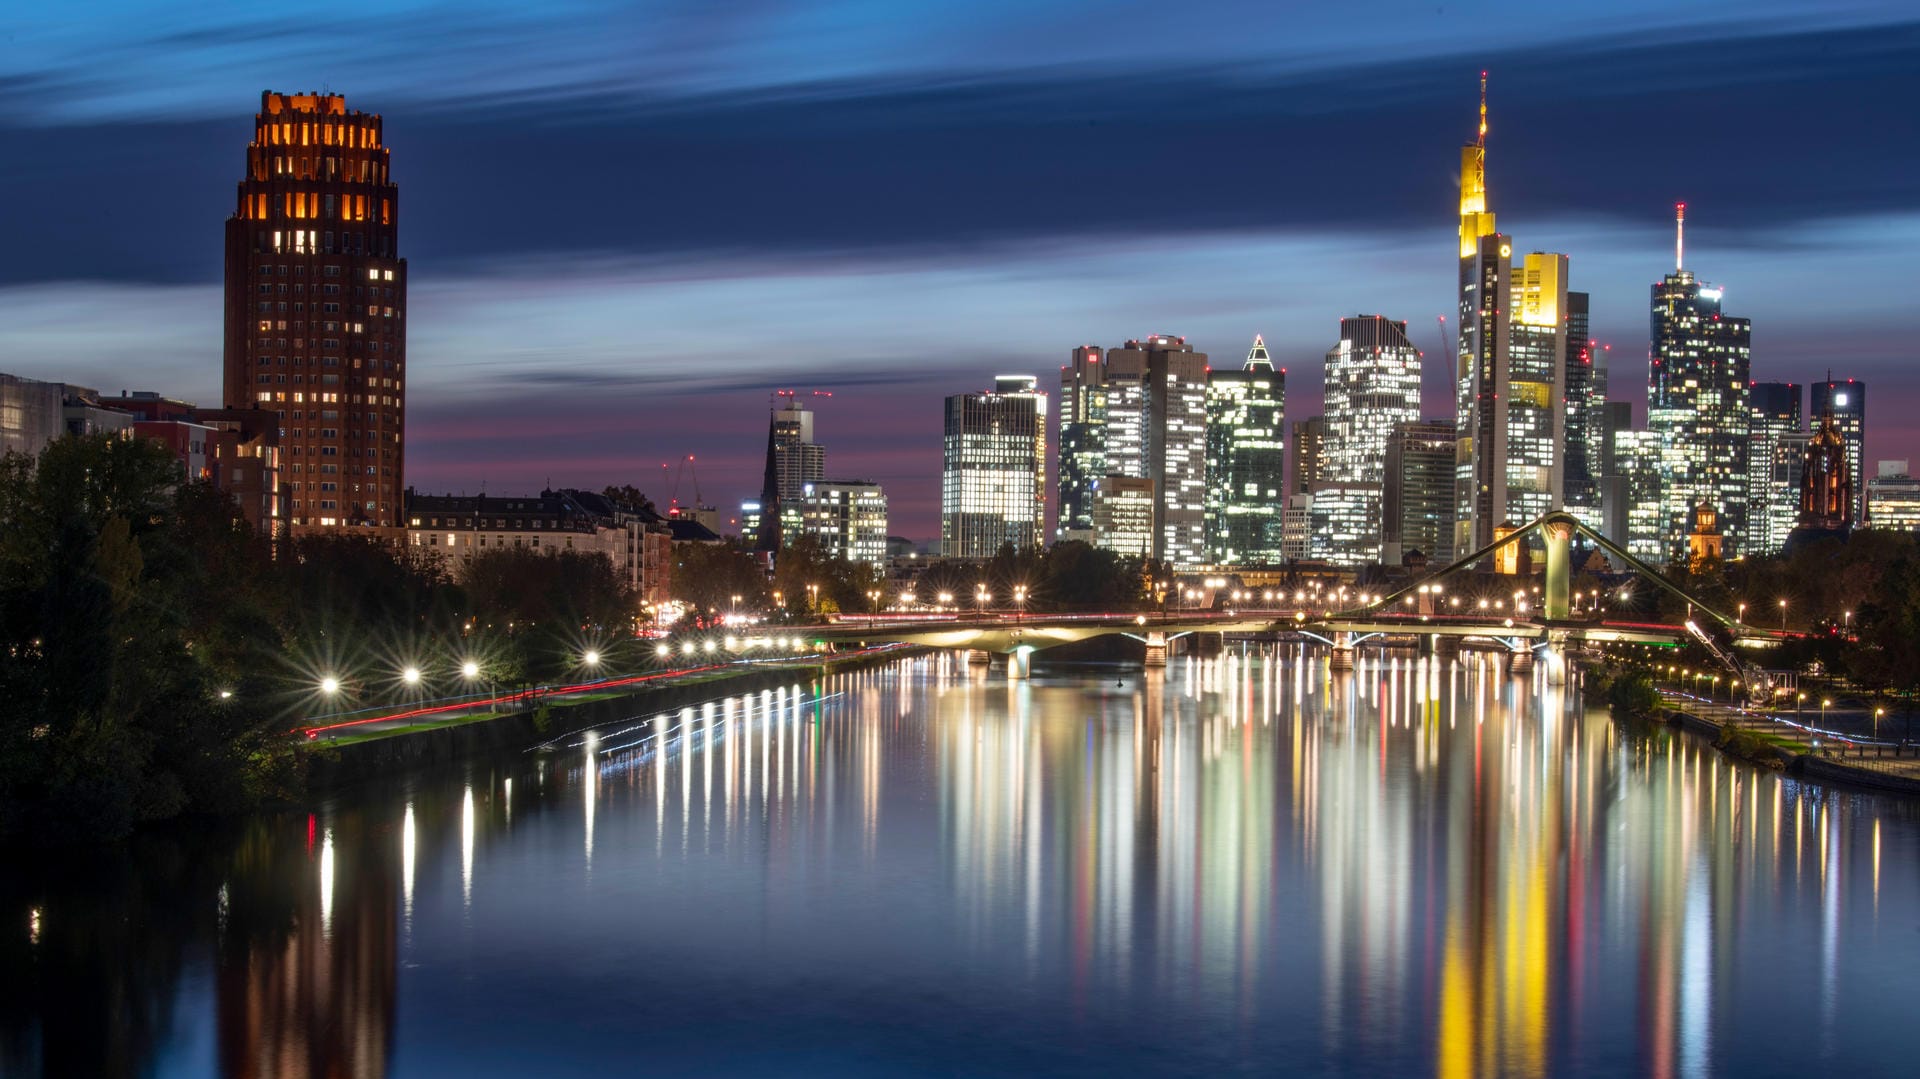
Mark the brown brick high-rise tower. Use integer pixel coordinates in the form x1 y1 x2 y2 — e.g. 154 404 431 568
223 91 406 533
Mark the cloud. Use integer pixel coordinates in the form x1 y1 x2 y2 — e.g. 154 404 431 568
4 20 1917 291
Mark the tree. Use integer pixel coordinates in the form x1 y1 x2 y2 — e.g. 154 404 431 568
671 541 769 623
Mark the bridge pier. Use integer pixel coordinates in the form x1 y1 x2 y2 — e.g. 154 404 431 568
1423 634 1459 659
1008 646 1034 680
1508 646 1534 676
1330 630 1355 671
1143 632 1168 668
1540 630 1572 686
965 648 991 667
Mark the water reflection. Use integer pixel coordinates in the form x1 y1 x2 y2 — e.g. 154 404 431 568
3 650 1919 1076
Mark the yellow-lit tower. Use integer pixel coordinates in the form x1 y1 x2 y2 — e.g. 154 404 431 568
1454 72 1512 554
1453 73 1568 553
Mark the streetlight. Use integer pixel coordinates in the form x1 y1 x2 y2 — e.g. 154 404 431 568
1012 585 1027 621
1875 706 1885 741
975 585 991 613
1779 598 1788 631
867 589 881 627
937 591 954 610
319 676 340 696
1844 610 1853 634
806 583 820 617
1737 601 1746 624
402 665 422 687
583 649 602 669
462 660 481 679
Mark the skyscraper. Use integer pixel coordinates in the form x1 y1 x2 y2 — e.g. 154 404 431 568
943 378 1044 558
1809 378 1867 524
1454 73 1506 555
770 393 827 504
1315 316 1421 565
1452 78 1567 552
1562 291 1600 525
1204 336 1287 565
1290 416 1327 497
1748 381 1802 554
1057 346 1107 542
224 91 405 532
1383 420 1457 566
1506 252 1569 526
1102 335 1210 568
1648 204 1752 559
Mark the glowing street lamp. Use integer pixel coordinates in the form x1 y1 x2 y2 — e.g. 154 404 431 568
402 666 422 686
462 660 481 679
1779 598 1788 631
583 649 602 668
319 676 340 696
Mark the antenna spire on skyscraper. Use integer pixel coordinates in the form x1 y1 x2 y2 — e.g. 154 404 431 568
1477 70 1488 149
1675 202 1686 271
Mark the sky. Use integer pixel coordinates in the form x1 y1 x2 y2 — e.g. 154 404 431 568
2 1 1917 539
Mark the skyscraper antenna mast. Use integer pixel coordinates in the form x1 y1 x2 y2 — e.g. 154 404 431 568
1477 71 1487 149
1675 202 1686 271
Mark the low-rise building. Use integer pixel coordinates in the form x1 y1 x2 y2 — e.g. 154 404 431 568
405 488 672 609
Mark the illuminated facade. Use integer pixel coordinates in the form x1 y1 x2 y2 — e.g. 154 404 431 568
1102 336 1210 568
1308 485 1380 567
943 378 1045 558
1612 429 1668 562
1057 346 1107 542
1505 253 1568 528
1204 336 1287 564
223 91 406 533
1648 209 1751 559
1319 316 1421 565
1383 420 1457 565
1866 461 1920 531
1091 476 1155 559
800 481 889 569
1748 381 1803 554
1809 379 1867 524
1561 292 1601 526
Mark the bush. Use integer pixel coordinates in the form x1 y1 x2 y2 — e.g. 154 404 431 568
1607 671 1660 715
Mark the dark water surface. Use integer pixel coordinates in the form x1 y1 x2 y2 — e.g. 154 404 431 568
6 650 1920 1077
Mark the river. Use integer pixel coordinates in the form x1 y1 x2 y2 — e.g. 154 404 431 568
4 649 1919 1076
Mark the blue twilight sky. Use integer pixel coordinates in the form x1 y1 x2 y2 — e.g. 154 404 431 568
2 1 1917 538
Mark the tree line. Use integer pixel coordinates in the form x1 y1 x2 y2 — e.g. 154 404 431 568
0 435 637 844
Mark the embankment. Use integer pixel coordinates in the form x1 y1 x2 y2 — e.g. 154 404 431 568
302 648 920 789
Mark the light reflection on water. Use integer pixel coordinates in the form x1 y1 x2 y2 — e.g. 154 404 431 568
6 648 1920 1077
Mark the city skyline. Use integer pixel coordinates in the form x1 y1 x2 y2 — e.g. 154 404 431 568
3 6 1918 538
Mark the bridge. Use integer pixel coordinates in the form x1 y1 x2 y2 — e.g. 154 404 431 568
746 512 1785 691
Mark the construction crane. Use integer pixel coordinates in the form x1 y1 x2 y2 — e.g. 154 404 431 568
1434 315 1456 375
659 454 710 519
770 388 834 409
